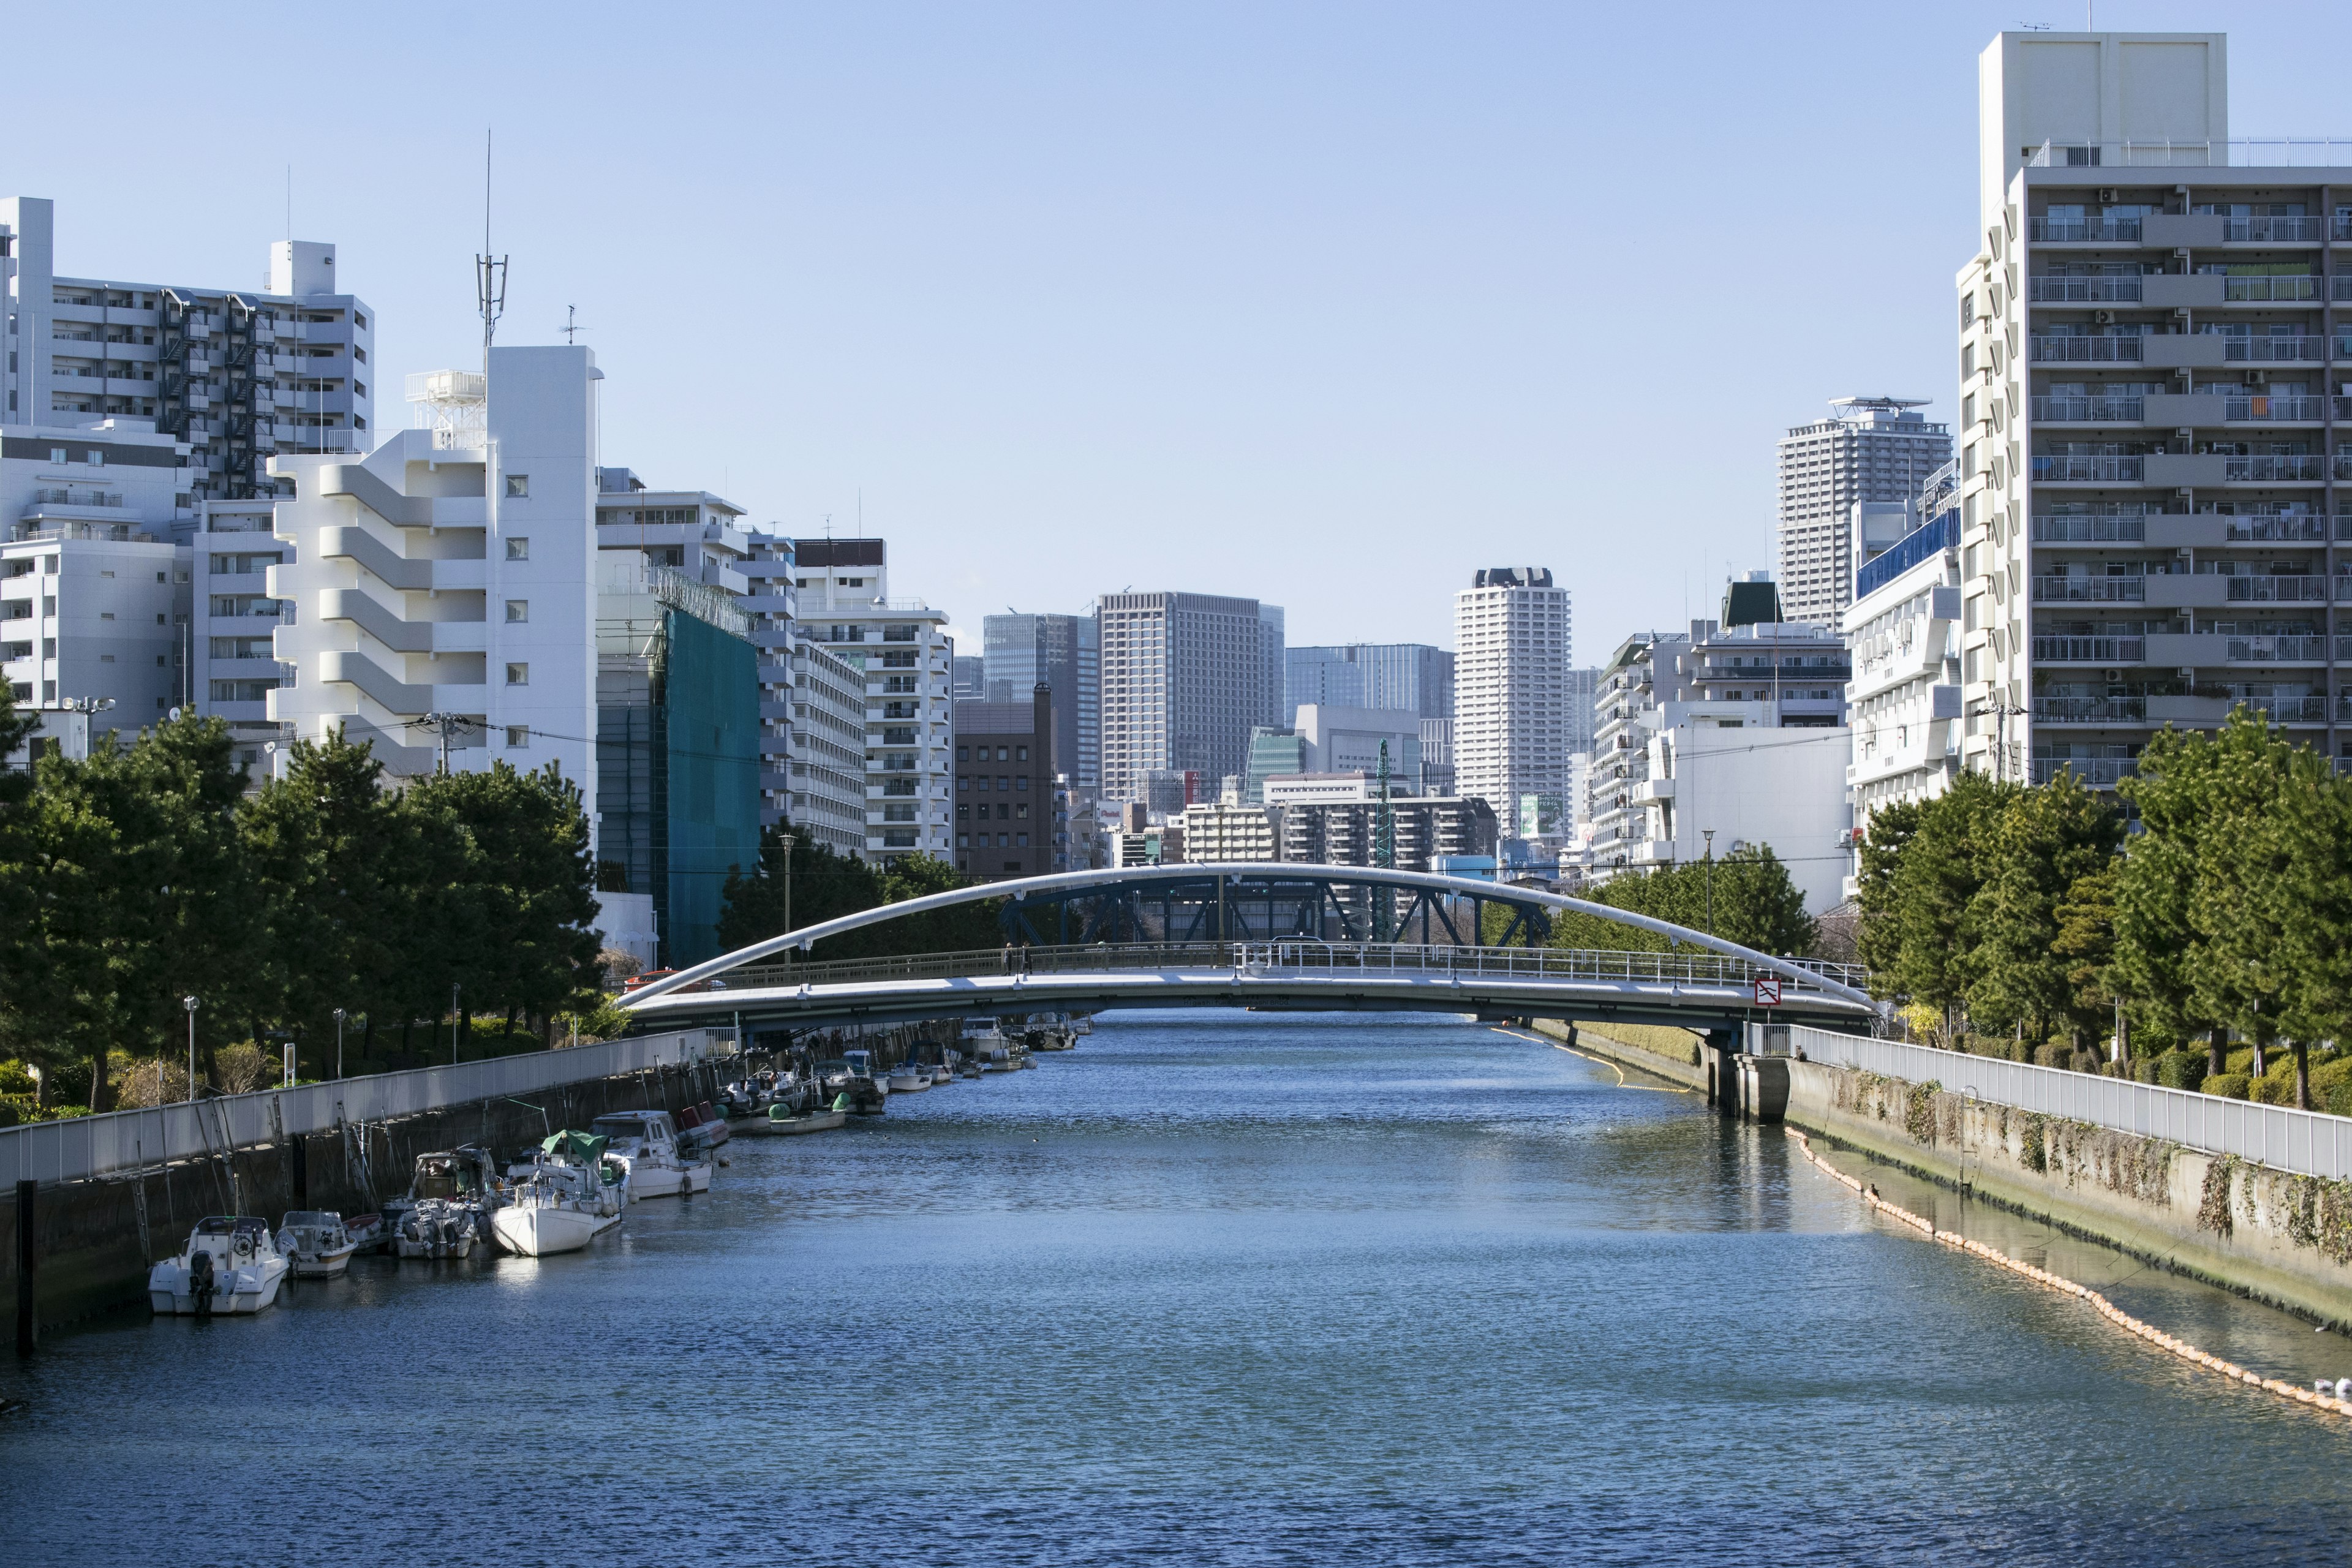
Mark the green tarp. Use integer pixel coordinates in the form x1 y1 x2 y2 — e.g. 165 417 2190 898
542 1129 611 1166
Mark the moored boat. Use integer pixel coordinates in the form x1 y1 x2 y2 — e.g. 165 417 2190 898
149 1217 291 1316
745 1104 848 1136
383 1147 506 1259
491 1131 626 1256
276 1210 367 1279
589 1109 714 1197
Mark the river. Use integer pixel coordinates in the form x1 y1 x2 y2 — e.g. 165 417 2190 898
4 1011 2350 1566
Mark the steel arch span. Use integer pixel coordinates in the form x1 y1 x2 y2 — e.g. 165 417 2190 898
615 864 1883 1033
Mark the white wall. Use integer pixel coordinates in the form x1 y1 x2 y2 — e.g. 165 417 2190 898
1654 721 1853 916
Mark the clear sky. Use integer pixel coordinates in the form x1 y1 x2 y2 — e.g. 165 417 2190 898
11 2 2350 659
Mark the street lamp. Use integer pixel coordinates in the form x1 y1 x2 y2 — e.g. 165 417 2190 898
182 995 200 1102
450 983 462 1065
1702 829 1716 935
333 1008 347 1080
777 834 797 970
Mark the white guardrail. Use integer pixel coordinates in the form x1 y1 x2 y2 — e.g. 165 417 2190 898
0 1028 729 1189
1792 1025 2352 1182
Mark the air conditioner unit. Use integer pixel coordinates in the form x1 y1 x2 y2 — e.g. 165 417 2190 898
2103 668 2123 680
2247 369 2269 386
2094 309 2115 325
2098 188 2119 203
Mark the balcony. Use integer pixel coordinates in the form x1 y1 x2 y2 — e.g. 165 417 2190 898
2222 454 2323 481
2032 758 2138 786
2028 216 2143 243
2032 456 2144 482
2032 576 2145 603
2032 636 2145 663
2223 396 2324 421
2030 336 2143 363
2032 513 2147 543
2224 574 2330 602
2217 215 2324 242
2028 276 2143 303
2221 335 2325 363
2225 635 2328 662
2222 274 2321 302
2034 697 2147 724
2218 514 2326 541
2032 396 2144 423
28 487 124 510
2234 695 2329 723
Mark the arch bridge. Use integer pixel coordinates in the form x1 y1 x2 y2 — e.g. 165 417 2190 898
616 865 1883 1038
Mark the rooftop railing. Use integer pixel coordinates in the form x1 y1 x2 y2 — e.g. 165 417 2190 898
2026 138 2352 168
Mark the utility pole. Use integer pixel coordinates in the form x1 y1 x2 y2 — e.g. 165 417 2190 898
1703 828 1716 935
1373 740 1396 943
777 833 797 971
418 711 467 774
333 1008 347 1080
450 983 462 1065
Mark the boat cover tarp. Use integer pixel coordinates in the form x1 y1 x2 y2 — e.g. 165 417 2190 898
543 1130 611 1166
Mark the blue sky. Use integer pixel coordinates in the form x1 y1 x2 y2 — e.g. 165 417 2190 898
12 2 2350 657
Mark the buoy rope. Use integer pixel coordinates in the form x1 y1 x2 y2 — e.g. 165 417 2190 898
1786 1126 2352 1422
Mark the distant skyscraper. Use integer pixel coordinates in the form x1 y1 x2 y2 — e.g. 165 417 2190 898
982 611 1101 790
952 655 986 700
1776 397 1951 628
1284 643 1455 723
1096 590 1284 804
1451 567 1570 824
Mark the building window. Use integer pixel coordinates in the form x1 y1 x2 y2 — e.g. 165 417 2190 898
1016 833 1029 848
507 725 529 747
505 474 529 498
506 662 529 685
956 745 968 761
1016 745 1028 761
506 600 529 622
507 537 530 560
957 832 971 848
1016 774 1029 791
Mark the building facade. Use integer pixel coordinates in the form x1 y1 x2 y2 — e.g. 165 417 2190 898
782 635 868 856
1777 398 1953 629
983 610 1099 792
1096 590 1284 805
4 199 373 503
955 684 1052 881
791 538 954 863
1953 29 2352 789
1451 567 1571 823
1284 642 1454 723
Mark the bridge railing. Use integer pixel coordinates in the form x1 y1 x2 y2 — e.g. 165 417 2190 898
703 941 1871 1002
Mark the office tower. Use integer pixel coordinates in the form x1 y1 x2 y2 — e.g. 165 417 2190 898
791 538 953 863
1284 643 1454 723
2 199 373 503
954 684 1052 881
1291 704 1423 781
983 610 1099 791
1777 398 1953 628
1 421 192 736
952 655 986 700
1417 717 1455 796
1950 29 2352 791
1095 590 1284 804
268 350 599 819
1450 567 1570 824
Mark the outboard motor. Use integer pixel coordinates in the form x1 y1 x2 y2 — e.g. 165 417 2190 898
188 1248 217 1317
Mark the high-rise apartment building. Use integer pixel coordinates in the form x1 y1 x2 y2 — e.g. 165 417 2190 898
1284 643 1453 723
1950 29 2352 790
791 538 953 863
1450 567 1570 823
1095 590 1284 804
1777 398 1953 628
3 198 373 503
983 611 1099 791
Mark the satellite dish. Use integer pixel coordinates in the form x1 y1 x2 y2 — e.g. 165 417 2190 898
168 706 183 722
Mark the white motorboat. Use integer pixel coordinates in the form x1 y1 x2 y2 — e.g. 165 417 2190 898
149 1217 290 1316
384 1147 506 1259
961 1018 1004 1047
590 1109 714 1198
275 1210 368 1279
397 1199 479 1259
886 1062 931 1093
744 1104 847 1136
491 1132 626 1256
930 1057 956 1086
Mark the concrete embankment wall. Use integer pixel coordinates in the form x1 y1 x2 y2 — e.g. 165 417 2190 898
1535 1018 2352 1326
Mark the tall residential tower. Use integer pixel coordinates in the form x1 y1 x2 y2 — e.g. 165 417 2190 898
1451 567 1571 826
1776 398 1952 628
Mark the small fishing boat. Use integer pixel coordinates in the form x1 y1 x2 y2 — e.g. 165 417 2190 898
276 1211 368 1279
676 1100 729 1152
149 1217 292 1316
589 1110 714 1198
930 1055 956 1086
886 1061 931 1093
491 1131 626 1256
384 1147 505 1258
747 1104 847 1136
961 1018 1004 1048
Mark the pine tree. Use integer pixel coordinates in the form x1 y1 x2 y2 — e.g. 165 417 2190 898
1961 772 2122 1046
2115 724 2226 1072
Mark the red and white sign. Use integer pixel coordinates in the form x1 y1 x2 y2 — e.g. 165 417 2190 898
1752 974 1782 1008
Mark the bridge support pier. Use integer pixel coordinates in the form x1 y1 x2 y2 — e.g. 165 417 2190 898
1702 1028 1740 1114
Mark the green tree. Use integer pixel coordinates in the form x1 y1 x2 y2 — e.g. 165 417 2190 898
2264 739 2352 1108
1709 843 1816 957
2182 714 2304 1084
715 823 880 955
1853 796 1924 981
1961 771 2122 1045
1878 771 2021 1023
2116 725 2228 1074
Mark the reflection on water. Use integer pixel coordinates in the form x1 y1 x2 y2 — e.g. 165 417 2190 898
4 1010 2348 1567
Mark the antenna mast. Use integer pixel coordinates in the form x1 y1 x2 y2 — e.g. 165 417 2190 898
475 130 507 379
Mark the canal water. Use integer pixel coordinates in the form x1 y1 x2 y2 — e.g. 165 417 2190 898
5 1011 2351 1566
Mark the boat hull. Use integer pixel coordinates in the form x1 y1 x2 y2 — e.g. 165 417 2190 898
288 1243 358 1280
491 1205 614 1257
147 1260 287 1316
627 1161 713 1198
747 1109 846 1136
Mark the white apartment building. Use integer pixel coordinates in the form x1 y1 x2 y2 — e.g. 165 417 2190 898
1777 399 1954 629
1957 29 2352 787
189 496 285 769
1451 567 1570 826
790 538 952 862
266 349 600 818
1 420 192 735
3 199 373 502
1846 507 1966 833
1178 800 1278 862
1096 590 1284 805
1263 772 1499 872
784 636 868 856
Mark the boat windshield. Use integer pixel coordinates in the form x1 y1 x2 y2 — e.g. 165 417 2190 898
281 1211 331 1228
815 1060 851 1076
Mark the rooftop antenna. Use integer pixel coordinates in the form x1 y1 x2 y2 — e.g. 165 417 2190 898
562 304 586 344
475 129 508 379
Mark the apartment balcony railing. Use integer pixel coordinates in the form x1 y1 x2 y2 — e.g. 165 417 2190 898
2234 695 2329 723
2030 336 2144 363
2332 576 2352 601
2222 274 2321 302
2032 758 2139 786
2029 276 2144 303
2224 396 2324 421
2029 217 2143 242
2032 396 2144 422
2033 636 2146 663
2032 576 2146 603
2218 215 2324 242
2032 455 2146 482
2220 335 2325 362
2225 454 2324 481
2225 635 2328 662
2332 456 2352 482
2032 513 2149 543
2225 574 2331 601
2034 697 2148 724
28 488 125 509
2222 514 2326 541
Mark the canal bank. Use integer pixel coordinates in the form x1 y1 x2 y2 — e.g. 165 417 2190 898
1538 1017 2352 1328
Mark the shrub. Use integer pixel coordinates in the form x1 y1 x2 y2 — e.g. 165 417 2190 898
2157 1049 2209 1091
2206 1072 2252 1101
2131 1057 2160 1084
2226 1048 2256 1077
2310 1058 2352 1112
2252 1063 2302 1106
2033 1041 2070 1069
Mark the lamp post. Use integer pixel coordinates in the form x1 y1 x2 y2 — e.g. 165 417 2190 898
777 834 797 970
1702 829 1716 935
182 995 199 1102
450 983 462 1065
333 1008 347 1080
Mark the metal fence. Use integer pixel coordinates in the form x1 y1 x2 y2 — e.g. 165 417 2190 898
0 1028 728 1190
1790 1025 2352 1182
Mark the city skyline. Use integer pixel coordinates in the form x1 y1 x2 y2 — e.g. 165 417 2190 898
17 4 2346 655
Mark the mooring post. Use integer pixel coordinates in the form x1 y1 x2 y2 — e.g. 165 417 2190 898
15 1179 36 1358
